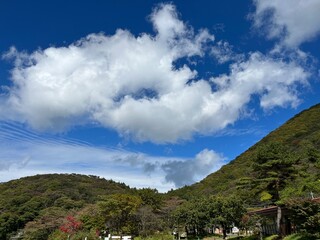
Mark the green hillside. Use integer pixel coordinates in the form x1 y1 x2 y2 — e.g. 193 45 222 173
168 104 320 202
0 173 132 211
0 174 133 239
0 173 169 239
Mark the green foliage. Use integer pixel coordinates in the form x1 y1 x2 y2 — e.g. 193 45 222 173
134 232 173 240
53 196 85 209
260 191 273 202
78 204 105 231
251 142 297 202
0 173 132 238
0 212 19 239
282 233 319 240
264 235 279 240
285 199 320 236
170 104 320 204
0 174 169 239
22 207 67 240
172 196 246 239
98 193 142 234
208 196 246 238
48 228 100 240
172 197 209 232
136 206 164 237
137 188 163 210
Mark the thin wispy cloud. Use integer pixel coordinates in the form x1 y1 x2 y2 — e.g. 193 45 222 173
0 121 224 190
211 41 244 64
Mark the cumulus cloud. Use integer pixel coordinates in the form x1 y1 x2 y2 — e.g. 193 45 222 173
161 149 225 187
1 3 310 144
211 52 309 110
252 0 320 47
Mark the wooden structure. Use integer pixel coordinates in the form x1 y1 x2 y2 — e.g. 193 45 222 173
248 197 320 237
248 206 291 236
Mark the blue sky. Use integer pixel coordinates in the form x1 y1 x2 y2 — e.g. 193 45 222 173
0 0 319 192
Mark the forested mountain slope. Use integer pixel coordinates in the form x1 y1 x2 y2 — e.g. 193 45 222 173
0 173 131 209
0 174 133 239
168 104 320 202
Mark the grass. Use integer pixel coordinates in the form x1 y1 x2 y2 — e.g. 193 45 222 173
282 233 320 240
134 233 173 240
264 235 278 240
135 233 320 240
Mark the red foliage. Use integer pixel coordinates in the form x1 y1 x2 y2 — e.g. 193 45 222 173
59 215 82 234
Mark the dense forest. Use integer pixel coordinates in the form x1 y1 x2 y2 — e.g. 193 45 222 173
1 104 320 239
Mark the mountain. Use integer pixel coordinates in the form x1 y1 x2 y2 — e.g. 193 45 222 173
168 104 320 202
0 173 132 208
0 174 133 239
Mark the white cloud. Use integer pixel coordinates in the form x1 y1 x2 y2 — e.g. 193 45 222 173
1 3 310 144
2 4 214 143
211 52 309 110
161 149 225 187
252 0 320 47
211 41 244 64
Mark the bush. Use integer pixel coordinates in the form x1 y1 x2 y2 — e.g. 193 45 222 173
282 233 319 240
286 199 320 235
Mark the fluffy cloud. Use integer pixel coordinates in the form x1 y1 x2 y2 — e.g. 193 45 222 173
162 149 225 187
211 52 309 110
1 3 310 144
252 0 320 47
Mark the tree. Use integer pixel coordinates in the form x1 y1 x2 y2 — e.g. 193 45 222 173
137 188 163 210
286 198 320 237
136 206 161 237
207 197 246 239
172 198 209 236
78 204 105 232
98 194 142 235
252 142 297 202
59 215 82 236
0 212 19 240
252 142 297 236
172 196 246 239
240 214 263 236
23 207 67 240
